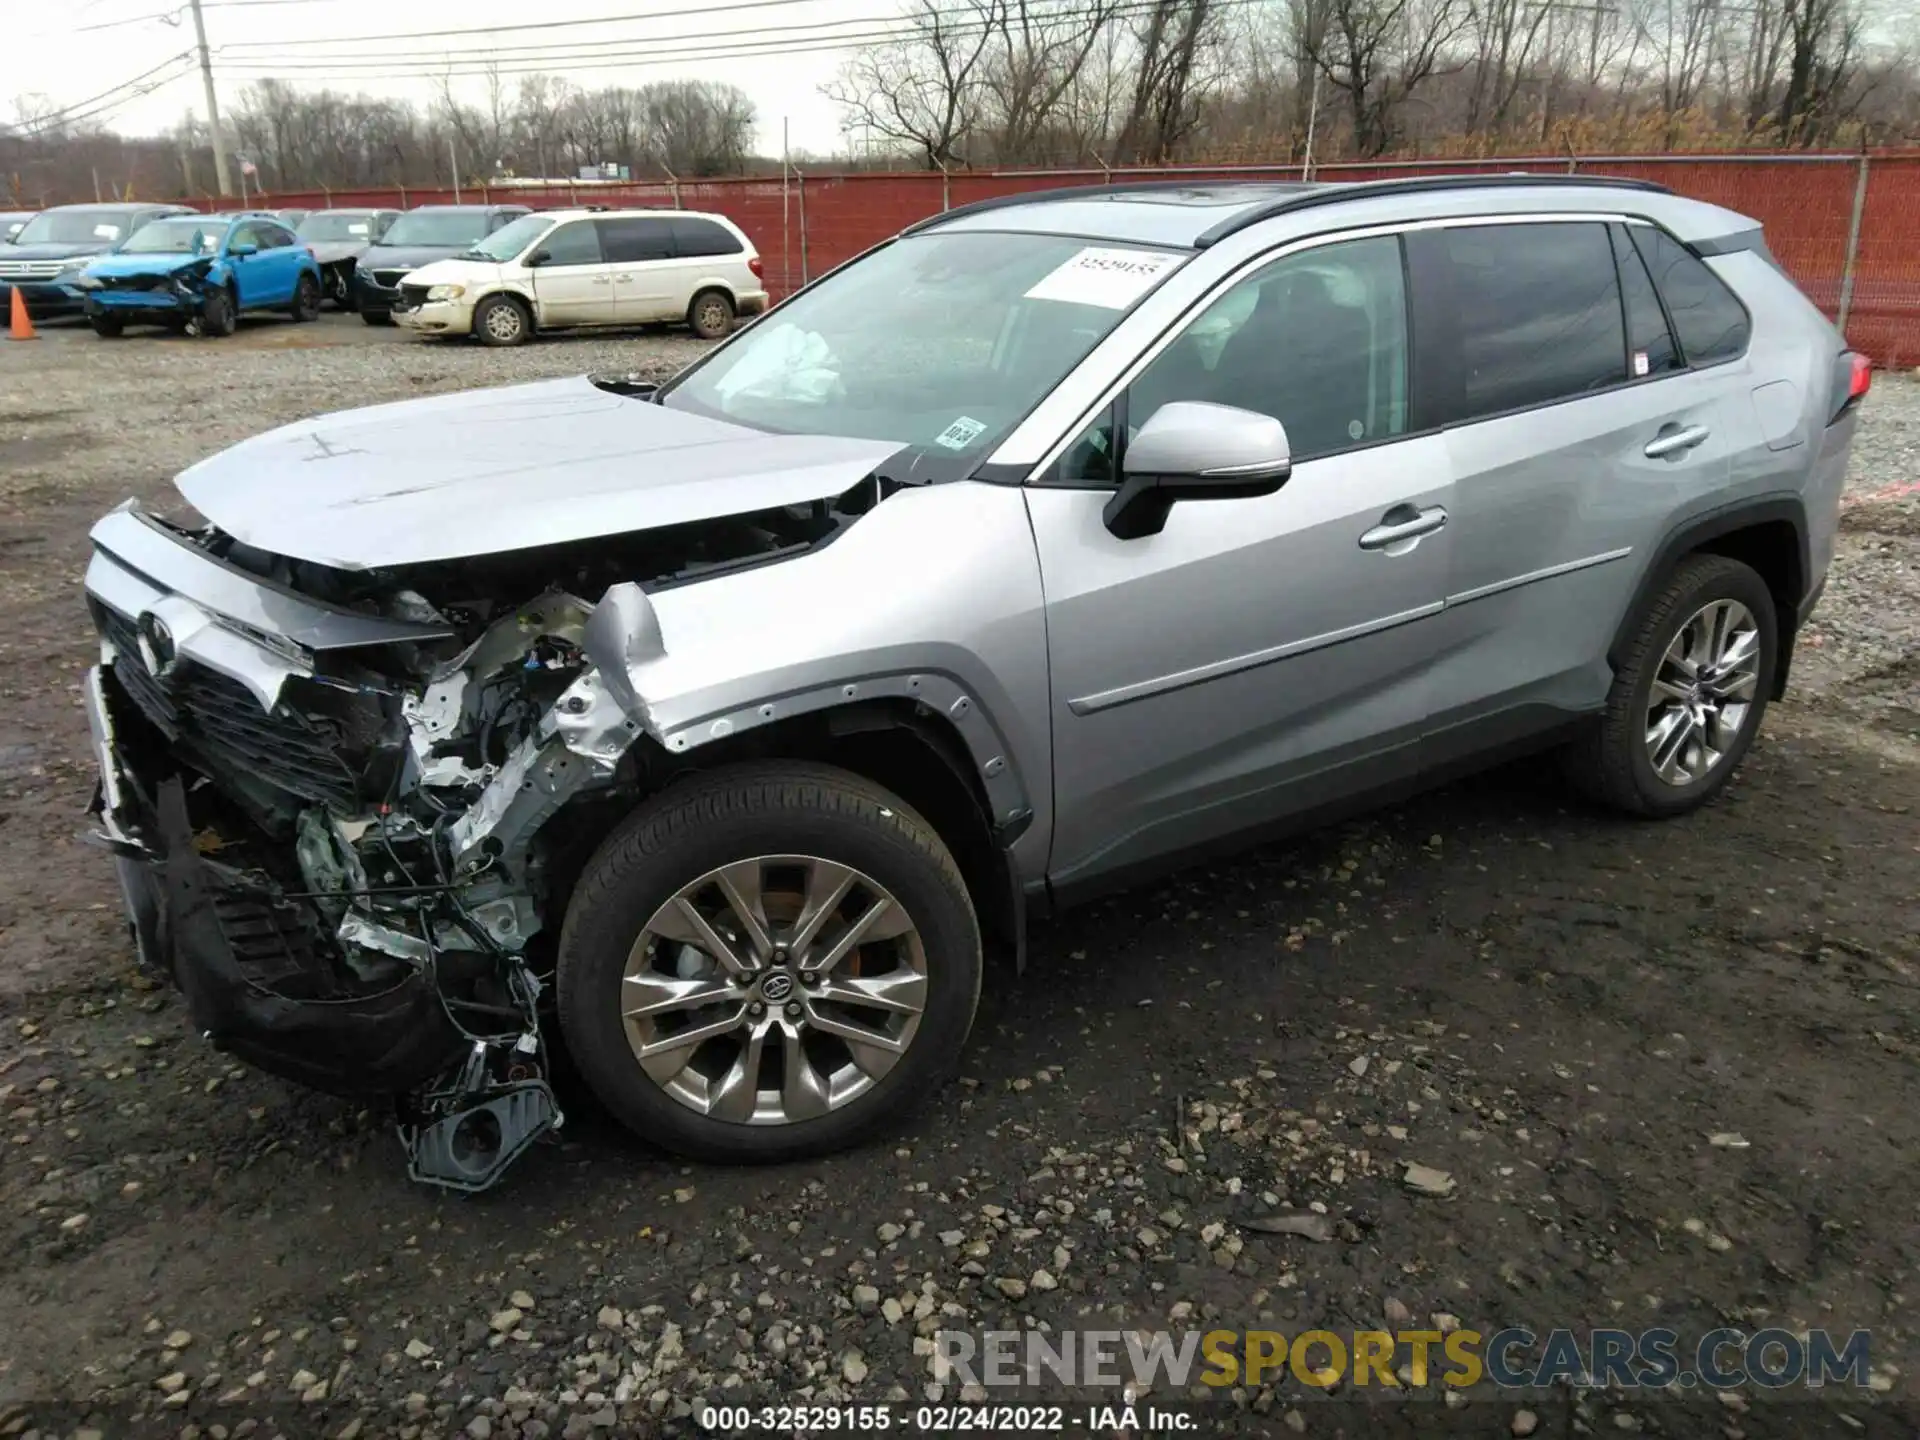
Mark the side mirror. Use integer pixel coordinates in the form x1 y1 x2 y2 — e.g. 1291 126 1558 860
1102 401 1293 540
526 248 551 267
229 241 257 257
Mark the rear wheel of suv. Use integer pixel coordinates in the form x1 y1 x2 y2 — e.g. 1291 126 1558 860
556 762 982 1163
88 313 124 338
688 288 734 340
289 273 320 322
1566 553 1777 817
474 293 531 347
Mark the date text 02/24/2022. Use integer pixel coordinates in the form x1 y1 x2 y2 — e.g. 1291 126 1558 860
697 1404 1198 1432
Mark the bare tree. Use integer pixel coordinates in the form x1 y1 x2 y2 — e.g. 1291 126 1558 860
1307 0 1469 155
824 0 1000 166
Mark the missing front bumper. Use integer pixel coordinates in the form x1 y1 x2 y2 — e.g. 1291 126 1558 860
82 666 561 1186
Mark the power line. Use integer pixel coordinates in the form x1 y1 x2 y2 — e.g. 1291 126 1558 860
216 0 961 50
222 6 904 61
216 0 1267 76
13 53 197 133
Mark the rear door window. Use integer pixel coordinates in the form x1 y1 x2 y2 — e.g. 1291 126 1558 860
1424 222 1627 423
598 217 676 264
670 216 743 257
1627 224 1751 367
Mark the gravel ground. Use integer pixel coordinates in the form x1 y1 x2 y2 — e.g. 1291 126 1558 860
0 315 1916 1439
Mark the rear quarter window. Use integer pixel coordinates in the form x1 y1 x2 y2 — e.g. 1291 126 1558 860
671 217 743 257
1628 225 1751 366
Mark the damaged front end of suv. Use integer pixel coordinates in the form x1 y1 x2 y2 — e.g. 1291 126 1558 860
80 374 958 1191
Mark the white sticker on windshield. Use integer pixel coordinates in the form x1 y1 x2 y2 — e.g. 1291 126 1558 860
1024 246 1182 309
935 415 988 450
1633 350 1650 377
93 224 122 239
348 222 369 235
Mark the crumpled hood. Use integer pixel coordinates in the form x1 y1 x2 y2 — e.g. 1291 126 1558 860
84 252 206 279
174 376 906 571
305 239 368 265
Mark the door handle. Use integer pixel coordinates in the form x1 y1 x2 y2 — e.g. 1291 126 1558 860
1359 504 1448 551
1644 424 1710 459
614 275 634 283
591 276 612 285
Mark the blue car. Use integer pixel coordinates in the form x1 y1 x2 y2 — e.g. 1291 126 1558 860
76 212 323 337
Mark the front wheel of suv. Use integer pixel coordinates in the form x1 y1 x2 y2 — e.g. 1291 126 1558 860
556 762 982 1163
474 293 531 346
1566 553 1778 817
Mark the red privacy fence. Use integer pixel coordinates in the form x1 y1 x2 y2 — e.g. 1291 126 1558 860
220 151 1920 364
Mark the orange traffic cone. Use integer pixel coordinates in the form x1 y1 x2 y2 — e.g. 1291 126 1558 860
7 286 36 341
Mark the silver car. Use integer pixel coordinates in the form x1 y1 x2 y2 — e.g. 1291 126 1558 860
81 176 1864 1188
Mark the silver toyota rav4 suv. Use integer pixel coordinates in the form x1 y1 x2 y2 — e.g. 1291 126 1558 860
82 176 1865 1187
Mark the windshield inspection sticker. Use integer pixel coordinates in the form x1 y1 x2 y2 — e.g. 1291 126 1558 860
1024 246 1183 309
935 415 988 450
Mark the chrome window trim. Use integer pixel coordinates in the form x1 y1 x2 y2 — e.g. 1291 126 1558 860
989 210 1646 480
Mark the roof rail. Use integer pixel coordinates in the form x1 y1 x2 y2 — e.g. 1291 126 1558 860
901 172 1673 246
1193 172 1673 246
900 179 1317 237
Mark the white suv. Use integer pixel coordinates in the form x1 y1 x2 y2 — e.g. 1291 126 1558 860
393 207 768 346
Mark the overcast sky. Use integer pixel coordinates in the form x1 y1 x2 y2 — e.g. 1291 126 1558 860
16 0 873 160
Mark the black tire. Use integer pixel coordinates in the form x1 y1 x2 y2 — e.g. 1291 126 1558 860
200 286 237 338
1565 553 1777 817
88 313 125 338
289 272 320 322
556 762 982 1163
360 309 392 327
688 287 735 340
473 292 531 346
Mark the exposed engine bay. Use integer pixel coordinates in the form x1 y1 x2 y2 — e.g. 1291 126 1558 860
88 494 863 1190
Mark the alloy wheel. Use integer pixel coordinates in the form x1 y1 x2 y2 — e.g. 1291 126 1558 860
621 855 927 1125
484 303 523 342
1644 598 1761 786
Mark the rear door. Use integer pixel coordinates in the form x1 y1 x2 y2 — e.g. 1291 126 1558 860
1410 217 1747 760
598 216 679 322
529 218 614 326
1028 231 1454 891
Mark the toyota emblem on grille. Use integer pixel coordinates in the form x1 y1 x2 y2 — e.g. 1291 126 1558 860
135 611 179 681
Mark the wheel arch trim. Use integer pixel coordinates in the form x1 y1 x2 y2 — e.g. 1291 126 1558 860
1608 493 1810 697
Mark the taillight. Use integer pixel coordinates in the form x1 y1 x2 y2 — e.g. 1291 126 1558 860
1849 351 1872 401
747 256 763 279
1831 350 1871 422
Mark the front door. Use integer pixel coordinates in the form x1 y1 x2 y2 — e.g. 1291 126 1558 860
1028 232 1455 893
529 219 615 326
227 220 296 307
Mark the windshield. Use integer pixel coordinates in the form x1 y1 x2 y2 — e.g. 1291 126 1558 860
120 217 226 255
297 212 376 241
461 213 552 261
663 231 1186 464
14 209 137 246
380 211 493 247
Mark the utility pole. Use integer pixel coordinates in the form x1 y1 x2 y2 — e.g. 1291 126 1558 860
189 0 233 195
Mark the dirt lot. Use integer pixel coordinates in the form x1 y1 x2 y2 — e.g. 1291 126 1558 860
0 313 1915 1439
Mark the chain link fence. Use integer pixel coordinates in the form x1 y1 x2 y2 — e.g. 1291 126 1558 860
231 151 1920 364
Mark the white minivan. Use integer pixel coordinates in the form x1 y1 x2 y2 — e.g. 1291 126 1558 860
393 208 768 346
